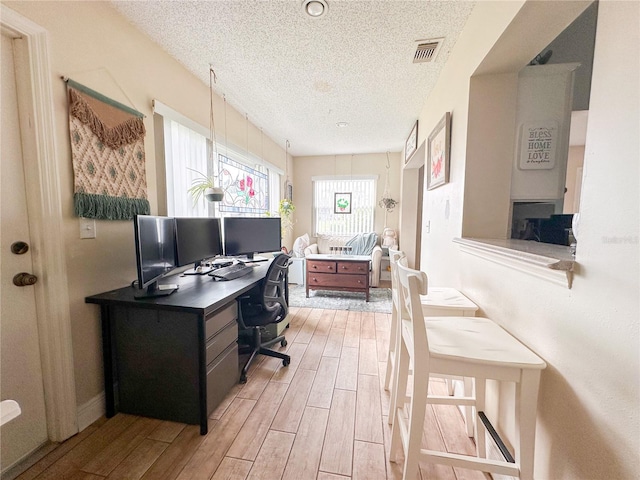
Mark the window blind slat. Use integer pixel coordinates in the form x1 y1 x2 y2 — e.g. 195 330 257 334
313 177 375 236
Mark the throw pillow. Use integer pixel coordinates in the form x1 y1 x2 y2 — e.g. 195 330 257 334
292 233 310 257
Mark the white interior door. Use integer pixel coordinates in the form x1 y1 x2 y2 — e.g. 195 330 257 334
1 31 49 472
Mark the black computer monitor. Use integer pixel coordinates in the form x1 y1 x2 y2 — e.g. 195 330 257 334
133 215 178 298
223 217 282 261
175 217 223 274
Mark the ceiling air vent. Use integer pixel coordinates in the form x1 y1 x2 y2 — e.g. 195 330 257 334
413 38 444 64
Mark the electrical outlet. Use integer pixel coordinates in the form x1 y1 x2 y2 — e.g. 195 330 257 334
425 220 431 233
80 218 96 239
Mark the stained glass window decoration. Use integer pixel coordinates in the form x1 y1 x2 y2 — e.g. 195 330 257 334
218 154 269 214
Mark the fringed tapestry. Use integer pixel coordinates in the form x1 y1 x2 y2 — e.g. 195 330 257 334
67 79 150 220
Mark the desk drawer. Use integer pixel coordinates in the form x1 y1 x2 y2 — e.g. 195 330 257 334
308 272 368 289
307 260 336 274
206 343 239 415
205 302 237 340
206 320 238 366
336 261 369 274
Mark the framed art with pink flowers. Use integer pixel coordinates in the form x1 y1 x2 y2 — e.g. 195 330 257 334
427 112 451 190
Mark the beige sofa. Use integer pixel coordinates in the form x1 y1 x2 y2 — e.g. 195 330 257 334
303 234 385 287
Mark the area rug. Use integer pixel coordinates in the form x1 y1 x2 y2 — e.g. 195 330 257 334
287 284 392 313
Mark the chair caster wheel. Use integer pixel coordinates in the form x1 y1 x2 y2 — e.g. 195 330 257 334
283 358 290 367
281 339 288 347
239 374 247 384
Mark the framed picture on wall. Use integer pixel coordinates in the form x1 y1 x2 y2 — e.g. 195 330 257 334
427 112 451 190
334 192 352 214
404 120 419 163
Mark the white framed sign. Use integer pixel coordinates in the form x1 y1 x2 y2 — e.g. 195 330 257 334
519 121 558 170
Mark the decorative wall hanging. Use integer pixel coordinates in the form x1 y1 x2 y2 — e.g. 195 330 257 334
65 78 149 220
518 120 558 170
427 112 451 190
218 154 269 214
405 120 418 163
334 192 352 214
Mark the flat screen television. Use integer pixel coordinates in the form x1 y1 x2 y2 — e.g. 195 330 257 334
133 215 178 298
175 217 223 274
223 217 282 261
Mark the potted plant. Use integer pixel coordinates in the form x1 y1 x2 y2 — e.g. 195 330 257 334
266 198 296 238
187 168 223 203
378 196 398 212
279 198 295 237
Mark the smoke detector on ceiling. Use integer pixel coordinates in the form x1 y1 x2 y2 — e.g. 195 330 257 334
303 0 328 18
413 38 444 64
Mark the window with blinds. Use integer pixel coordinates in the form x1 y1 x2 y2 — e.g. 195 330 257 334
313 176 376 236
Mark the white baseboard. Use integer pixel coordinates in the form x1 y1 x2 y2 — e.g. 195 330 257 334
76 391 105 432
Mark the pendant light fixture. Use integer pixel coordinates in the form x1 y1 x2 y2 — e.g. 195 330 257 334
205 66 224 202
284 139 292 201
378 151 398 224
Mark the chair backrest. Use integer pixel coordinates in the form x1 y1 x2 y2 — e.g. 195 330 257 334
388 248 405 315
396 257 430 362
261 253 292 322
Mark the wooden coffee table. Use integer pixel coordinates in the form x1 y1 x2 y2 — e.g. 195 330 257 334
305 254 370 301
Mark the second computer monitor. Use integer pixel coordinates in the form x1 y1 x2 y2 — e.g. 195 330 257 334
223 217 281 260
175 217 223 273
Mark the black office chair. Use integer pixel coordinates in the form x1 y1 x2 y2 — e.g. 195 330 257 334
237 253 291 383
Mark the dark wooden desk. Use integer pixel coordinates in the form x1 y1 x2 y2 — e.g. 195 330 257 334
86 261 270 435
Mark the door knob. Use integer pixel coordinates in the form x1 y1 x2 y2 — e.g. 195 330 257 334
13 272 38 287
11 241 29 255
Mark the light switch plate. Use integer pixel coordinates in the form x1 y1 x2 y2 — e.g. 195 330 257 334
80 218 96 239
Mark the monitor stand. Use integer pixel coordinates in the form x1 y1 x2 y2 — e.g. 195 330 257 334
243 255 269 263
183 262 213 275
134 282 178 299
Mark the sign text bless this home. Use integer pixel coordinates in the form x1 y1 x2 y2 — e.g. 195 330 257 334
519 121 558 170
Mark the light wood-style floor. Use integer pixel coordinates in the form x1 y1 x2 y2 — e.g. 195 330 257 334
15 306 486 480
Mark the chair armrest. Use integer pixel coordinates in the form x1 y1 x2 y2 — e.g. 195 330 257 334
304 244 319 256
370 245 383 287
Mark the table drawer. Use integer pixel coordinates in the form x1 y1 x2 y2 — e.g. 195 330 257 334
206 320 238 365
206 343 239 416
308 272 368 289
307 260 336 274
336 261 369 274
205 302 237 340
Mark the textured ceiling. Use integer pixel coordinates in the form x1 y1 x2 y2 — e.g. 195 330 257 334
111 1 475 157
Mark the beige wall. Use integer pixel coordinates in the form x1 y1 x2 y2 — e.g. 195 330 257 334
291 152 401 243
405 1 639 478
4 1 288 409
564 145 585 213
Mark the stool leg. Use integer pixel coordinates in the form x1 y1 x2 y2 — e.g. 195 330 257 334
384 305 398 391
403 366 429 480
389 338 410 461
517 369 542 480
388 314 403 424
475 377 487 459
463 376 475 438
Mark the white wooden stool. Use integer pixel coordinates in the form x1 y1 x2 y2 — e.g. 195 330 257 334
384 250 479 436
390 258 546 480
420 287 479 436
